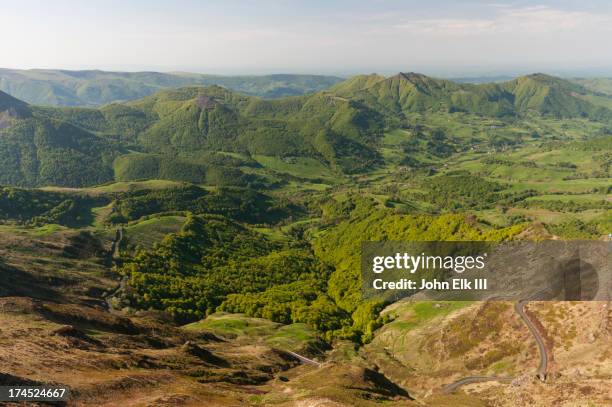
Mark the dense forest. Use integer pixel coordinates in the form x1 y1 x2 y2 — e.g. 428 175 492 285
115 195 527 343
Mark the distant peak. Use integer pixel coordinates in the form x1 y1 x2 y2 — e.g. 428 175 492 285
526 72 553 78
516 73 562 83
398 72 427 80
392 72 433 84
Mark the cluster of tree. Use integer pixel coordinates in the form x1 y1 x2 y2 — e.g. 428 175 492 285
219 279 353 340
113 152 265 187
0 116 117 187
311 195 526 341
109 185 299 224
482 157 515 166
119 214 352 337
398 129 457 167
423 173 505 210
518 199 612 213
547 219 603 239
482 156 539 168
117 193 532 344
495 190 538 207
0 186 103 227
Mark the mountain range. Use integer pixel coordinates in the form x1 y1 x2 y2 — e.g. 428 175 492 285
1 71 611 187
0 69 343 106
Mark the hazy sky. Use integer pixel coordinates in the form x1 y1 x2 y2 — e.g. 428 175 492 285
1 0 611 76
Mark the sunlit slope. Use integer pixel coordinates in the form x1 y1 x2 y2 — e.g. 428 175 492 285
2 72 612 188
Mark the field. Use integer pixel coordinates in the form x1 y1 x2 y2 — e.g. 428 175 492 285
184 313 321 353
123 215 186 249
253 155 339 181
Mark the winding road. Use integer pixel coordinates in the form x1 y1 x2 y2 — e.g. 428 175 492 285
441 376 513 393
441 298 549 393
283 298 549 393
515 299 548 381
284 299 549 394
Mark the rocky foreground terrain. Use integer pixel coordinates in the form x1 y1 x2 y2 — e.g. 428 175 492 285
0 227 609 406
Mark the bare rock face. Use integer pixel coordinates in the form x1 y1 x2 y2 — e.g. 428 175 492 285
195 95 218 110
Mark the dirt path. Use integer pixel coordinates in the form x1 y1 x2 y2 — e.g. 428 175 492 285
104 228 126 311
110 227 124 260
285 350 321 367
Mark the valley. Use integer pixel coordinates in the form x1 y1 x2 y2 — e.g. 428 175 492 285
0 71 610 406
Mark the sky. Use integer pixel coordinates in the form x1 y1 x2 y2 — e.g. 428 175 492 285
1 0 611 77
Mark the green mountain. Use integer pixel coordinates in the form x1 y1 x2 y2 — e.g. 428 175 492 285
41 85 384 175
502 73 612 119
336 72 612 121
1 72 611 188
328 73 386 94
345 72 516 118
0 97 117 187
0 69 343 106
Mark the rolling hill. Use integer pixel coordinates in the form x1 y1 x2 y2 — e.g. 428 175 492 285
1 73 611 188
0 90 119 187
572 77 612 96
0 71 610 406
0 68 343 106
335 72 612 120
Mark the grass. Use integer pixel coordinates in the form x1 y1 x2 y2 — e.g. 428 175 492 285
91 204 114 228
524 193 609 203
124 215 186 249
383 129 411 146
184 313 277 336
252 226 289 242
183 312 318 352
490 359 512 374
275 180 332 193
0 223 66 237
508 178 611 193
92 179 186 193
264 324 317 350
41 179 186 195
507 207 604 224
31 224 64 236
383 301 473 332
253 155 338 181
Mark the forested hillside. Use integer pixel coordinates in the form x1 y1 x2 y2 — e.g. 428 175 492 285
2 72 612 188
1 71 610 405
